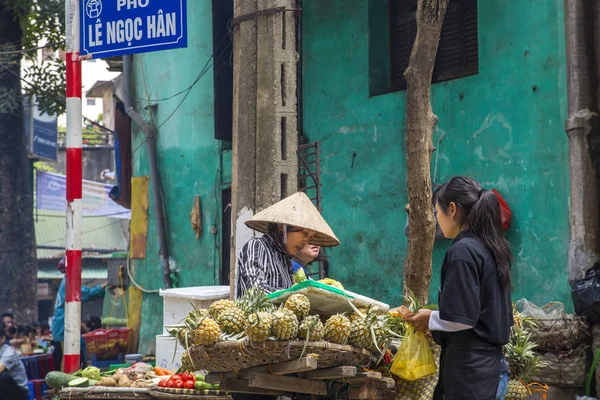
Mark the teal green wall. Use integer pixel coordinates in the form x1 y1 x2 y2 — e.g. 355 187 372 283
302 1 570 309
131 1 226 354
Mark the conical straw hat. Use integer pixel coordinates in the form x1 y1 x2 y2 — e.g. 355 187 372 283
245 192 340 247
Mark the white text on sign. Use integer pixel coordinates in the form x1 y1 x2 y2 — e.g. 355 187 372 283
88 11 177 47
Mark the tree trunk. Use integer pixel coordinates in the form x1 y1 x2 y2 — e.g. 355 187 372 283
0 2 38 323
403 0 448 305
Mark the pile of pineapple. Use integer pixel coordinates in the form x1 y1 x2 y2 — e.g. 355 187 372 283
168 286 394 359
504 305 548 400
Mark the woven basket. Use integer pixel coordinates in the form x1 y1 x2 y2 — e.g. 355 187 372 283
188 340 371 372
529 316 589 351
532 347 590 387
394 338 441 400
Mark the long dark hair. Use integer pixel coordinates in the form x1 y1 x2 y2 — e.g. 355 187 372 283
433 176 512 288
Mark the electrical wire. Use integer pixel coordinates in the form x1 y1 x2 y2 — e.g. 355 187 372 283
0 61 114 134
134 31 232 103
0 41 62 55
126 250 160 294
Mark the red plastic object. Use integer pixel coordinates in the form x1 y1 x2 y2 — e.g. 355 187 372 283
83 328 132 360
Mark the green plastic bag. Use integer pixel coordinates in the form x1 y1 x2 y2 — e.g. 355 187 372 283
391 325 437 381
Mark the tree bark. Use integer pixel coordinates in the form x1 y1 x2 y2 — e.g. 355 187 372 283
403 0 448 305
0 2 38 323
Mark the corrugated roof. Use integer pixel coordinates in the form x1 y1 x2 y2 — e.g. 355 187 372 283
38 265 108 280
35 210 128 260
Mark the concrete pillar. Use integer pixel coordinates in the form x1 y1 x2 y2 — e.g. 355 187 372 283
256 0 299 208
230 0 298 298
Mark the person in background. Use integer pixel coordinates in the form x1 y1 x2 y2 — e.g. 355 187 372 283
291 244 320 280
0 326 28 399
7 326 24 351
0 314 14 329
84 316 102 332
407 177 513 400
51 256 106 371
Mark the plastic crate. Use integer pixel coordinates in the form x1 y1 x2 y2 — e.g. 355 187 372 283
83 328 131 360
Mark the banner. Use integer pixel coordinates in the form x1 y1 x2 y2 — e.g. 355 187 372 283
36 171 131 219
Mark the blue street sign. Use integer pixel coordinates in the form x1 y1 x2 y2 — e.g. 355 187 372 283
23 96 58 161
80 0 188 59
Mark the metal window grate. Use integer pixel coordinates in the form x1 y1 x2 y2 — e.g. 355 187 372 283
297 141 322 211
297 141 328 279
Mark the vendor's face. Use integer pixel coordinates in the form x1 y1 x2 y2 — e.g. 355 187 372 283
297 244 320 265
285 228 316 256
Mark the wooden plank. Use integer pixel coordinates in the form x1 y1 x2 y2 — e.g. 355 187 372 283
207 356 318 383
306 366 357 380
219 377 284 396
248 372 328 395
345 371 383 384
270 355 318 375
206 373 228 384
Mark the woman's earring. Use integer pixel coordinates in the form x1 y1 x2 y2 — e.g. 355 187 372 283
283 225 288 245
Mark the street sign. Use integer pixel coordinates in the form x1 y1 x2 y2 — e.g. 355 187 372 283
80 0 188 59
23 96 58 161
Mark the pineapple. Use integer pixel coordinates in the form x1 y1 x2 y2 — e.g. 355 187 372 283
504 325 547 400
236 286 274 315
284 294 311 320
293 269 308 285
324 314 351 344
246 312 273 342
177 328 191 348
217 306 247 335
209 299 236 319
271 309 299 340
298 315 324 341
350 308 367 323
180 350 195 372
349 318 371 349
192 317 222 345
349 306 387 351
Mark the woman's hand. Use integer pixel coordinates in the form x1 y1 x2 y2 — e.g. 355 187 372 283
407 309 433 332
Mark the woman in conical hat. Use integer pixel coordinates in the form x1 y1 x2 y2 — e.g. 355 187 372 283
236 192 339 298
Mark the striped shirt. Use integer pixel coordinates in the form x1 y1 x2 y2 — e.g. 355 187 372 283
236 234 293 298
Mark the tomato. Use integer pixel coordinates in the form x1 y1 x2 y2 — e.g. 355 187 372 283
175 380 184 389
181 372 189 380
165 380 174 388
158 380 166 388
187 375 195 382
172 374 183 381
184 380 195 389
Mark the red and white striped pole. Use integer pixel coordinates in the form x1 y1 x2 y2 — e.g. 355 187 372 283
64 0 83 373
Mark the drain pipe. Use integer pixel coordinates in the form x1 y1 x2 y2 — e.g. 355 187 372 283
564 0 600 282
122 55 172 289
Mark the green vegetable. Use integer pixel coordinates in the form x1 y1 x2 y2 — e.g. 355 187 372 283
68 377 90 387
195 381 212 390
194 373 205 382
81 366 101 381
46 371 78 389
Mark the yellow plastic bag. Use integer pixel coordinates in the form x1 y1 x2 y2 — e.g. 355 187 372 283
390 325 437 381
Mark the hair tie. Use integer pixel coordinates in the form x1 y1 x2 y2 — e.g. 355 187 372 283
478 189 486 199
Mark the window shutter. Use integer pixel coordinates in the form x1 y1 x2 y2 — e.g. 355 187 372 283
434 0 478 82
389 0 478 91
389 0 417 91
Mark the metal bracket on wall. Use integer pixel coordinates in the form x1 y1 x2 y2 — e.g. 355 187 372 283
231 6 300 27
